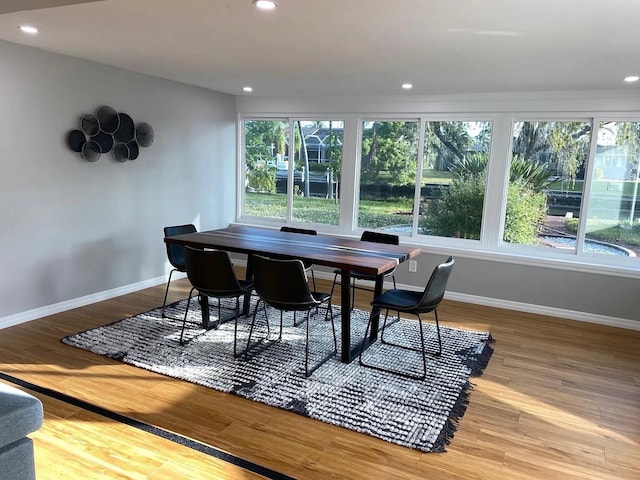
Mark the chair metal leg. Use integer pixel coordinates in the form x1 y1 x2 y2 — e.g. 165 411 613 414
309 269 317 292
417 314 427 377
323 299 337 350
162 269 178 318
234 296 266 357
305 302 337 377
433 309 442 356
359 308 431 380
179 287 196 345
243 301 272 358
329 271 340 300
241 299 261 357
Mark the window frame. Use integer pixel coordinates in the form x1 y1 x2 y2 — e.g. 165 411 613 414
237 111 640 276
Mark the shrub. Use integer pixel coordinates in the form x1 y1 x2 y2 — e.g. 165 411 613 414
421 173 486 239
503 179 548 244
247 165 276 193
422 174 547 242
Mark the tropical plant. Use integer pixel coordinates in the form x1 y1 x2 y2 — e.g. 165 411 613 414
360 121 418 185
509 155 554 192
503 179 548 244
247 164 276 193
421 173 486 239
449 152 553 192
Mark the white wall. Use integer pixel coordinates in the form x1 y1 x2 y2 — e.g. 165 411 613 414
0 40 237 324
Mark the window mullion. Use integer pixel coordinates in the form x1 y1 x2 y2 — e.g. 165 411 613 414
287 120 295 222
413 118 427 236
338 116 359 233
482 115 512 248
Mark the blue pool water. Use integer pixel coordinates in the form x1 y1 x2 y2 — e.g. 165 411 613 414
539 236 630 256
383 225 632 256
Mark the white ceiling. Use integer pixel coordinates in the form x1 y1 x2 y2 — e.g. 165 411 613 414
2 0 640 97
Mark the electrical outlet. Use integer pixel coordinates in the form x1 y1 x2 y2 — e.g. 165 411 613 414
408 260 417 272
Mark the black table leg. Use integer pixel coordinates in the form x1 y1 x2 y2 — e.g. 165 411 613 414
343 272 384 363
243 253 254 316
199 295 242 330
341 270 384 363
340 268 352 363
199 293 211 329
369 274 384 339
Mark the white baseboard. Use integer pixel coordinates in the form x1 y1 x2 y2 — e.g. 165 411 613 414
312 269 640 332
1 269 638 332
443 291 640 331
0 274 182 330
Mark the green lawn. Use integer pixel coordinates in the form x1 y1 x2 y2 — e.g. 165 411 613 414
245 191 640 247
245 192 412 228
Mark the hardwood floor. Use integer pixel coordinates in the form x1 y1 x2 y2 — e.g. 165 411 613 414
1 276 639 479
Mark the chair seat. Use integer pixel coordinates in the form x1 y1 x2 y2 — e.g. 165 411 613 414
350 267 396 282
372 289 422 310
331 266 395 280
198 280 253 299
311 292 331 303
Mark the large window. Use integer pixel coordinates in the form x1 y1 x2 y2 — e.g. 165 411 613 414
419 121 492 239
503 121 591 250
243 119 289 220
291 121 343 225
358 121 419 230
582 121 640 256
242 119 343 226
239 111 639 270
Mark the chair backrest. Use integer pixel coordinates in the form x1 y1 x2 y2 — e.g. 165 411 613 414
252 255 316 310
184 247 244 295
280 226 318 236
416 256 455 311
360 230 399 245
164 224 197 270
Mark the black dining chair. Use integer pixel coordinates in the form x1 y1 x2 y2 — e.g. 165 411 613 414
359 256 455 380
329 230 399 310
280 226 317 291
162 223 197 319
179 247 254 352
245 255 337 377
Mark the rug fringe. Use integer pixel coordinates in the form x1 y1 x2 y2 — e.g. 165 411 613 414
431 334 494 452
431 380 473 452
469 334 495 377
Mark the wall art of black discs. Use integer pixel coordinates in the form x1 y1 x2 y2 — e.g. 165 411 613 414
135 122 154 147
127 140 139 160
112 142 130 162
80 113 99 136
114 113 135 143
67 130 86 152
68 107 153 163
91 130 114 153
82 140 101 162
97 105 119 134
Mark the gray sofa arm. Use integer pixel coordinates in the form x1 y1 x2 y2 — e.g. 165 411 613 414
0 382 44 480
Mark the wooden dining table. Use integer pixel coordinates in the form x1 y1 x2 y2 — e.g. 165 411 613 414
164 224 421 363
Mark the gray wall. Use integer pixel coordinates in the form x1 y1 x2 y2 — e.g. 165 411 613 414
393 253 640 323
0 40 237 321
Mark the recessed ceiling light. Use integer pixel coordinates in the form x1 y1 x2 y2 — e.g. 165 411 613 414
18 25 38 34
243 86 253 93
401 83 413 90
253 0 277 10
624 75 639 83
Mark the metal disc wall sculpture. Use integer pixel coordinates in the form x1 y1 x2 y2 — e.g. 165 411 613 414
66 106 154 163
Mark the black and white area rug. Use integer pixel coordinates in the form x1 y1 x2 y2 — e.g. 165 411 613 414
61 298 493 452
